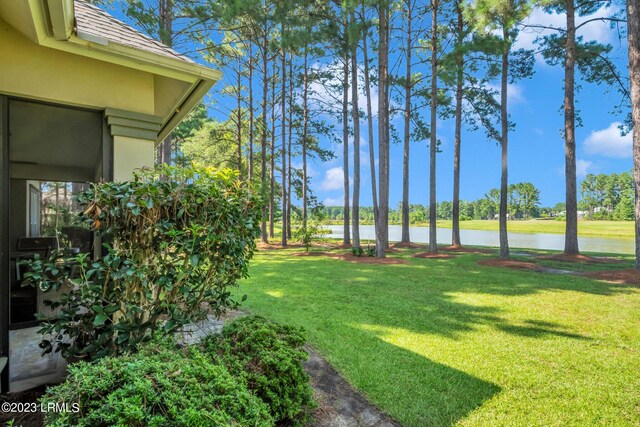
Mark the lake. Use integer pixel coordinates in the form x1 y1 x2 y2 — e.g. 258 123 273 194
325 224 635 255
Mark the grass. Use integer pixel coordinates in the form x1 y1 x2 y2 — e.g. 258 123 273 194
434 219 635 238
237 247 640 426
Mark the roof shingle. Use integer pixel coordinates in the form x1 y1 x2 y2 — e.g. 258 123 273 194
74 0 195 64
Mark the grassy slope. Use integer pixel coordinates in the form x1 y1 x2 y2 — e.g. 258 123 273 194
433 220 635 238
238 248 640 426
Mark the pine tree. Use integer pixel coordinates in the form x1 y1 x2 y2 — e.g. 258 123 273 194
537 0 626 255
628 0 640 268
469 0 534 259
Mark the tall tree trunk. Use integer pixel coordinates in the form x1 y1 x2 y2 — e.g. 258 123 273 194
281 48 288 247
429 0 438 253
260 27 269 244
249 43 254 180
269 72 276 239
401 0 412 244
342 40 351 246
351 8 361 249
499 29 510 259
237 69 243 175
302 48 309 229
362 0 379 240
156 0 173 166
376 0 390 257
452 3 464 247
287 54 293 240
564 0 580 255
628 0 640 269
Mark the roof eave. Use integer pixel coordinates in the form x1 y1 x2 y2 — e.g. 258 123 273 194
21 0 221 144
157 78 215 143
30 0 221 84
46 0 74 40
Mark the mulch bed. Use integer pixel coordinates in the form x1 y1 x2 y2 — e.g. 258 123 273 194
0 386 46 427
441 245 495 254
256 242 306 250
583 269 640 286
390 242 426 249
413 252 455 259
292 251 344 258
535 254 623 264
332 243 354 249
478 258 539 270
292 251 408 265
341 253 408 265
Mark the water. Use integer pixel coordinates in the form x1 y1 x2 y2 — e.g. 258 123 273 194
325 224 635 255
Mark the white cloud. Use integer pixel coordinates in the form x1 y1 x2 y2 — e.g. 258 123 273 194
508 85 525 103
291 162 318 178
323 197 343 206
576 159 593 177
308 62 382 118
584 122 632 158
487 83 526 104
319 167 345 190
360 149 370 167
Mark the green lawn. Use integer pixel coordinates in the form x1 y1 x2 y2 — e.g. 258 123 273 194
237 248 640 426
434 219 635 238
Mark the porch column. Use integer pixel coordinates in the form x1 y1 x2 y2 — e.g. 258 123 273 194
105 108 162 181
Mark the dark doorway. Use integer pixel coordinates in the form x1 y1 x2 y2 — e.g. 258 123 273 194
2 98 108 393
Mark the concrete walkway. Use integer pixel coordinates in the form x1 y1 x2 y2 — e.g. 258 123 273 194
305 348 399 427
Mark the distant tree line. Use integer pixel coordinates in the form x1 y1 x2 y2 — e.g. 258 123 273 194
579 171 635 220
321 181 543 223
322 175 637 224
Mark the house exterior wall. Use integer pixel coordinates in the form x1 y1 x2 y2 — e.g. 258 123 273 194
0 17 162 181
0 18 161 392
113 136 155 181
0 18 155 114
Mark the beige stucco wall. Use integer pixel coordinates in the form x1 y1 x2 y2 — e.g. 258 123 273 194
0 18 154 114
113 136 155 181
0 17 160 181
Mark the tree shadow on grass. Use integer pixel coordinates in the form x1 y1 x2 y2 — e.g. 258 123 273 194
326 324 502 426
251 254 599 341
381 253 634 297
240 252 640 424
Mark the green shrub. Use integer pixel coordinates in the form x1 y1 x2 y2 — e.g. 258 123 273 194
23 165 262 359
352 246 364 257
366 245 376 257
293 222 330 252
41 338 274 427
203 316 315 426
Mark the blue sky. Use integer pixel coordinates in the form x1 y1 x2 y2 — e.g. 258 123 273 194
109 3 632 208
312 5 632 208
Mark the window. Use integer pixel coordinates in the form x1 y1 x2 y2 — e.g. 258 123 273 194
28 184 40 237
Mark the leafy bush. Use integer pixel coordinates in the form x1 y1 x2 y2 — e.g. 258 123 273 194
366 245 376 257
352 246 364 257
293 222 330 252
23 165 262 359
41 338 274 427
203 316 315 426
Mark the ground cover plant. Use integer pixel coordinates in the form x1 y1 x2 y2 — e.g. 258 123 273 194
203 316 315 426
238 246 640 426
41 337 274 427
41 316 315 427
